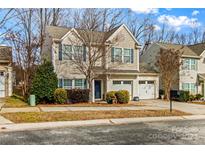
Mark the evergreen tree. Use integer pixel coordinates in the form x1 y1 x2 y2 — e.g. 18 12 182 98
31 61 58 103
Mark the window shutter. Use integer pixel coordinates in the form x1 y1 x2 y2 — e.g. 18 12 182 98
83 45 86 62
131 49 134 63
59 43 63 61
111 47 114 62
58 79 63 88
84 79 87 89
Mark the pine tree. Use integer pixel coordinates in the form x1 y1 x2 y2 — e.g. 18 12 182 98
31 61 58 103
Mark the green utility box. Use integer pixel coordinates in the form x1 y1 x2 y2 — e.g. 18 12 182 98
29 95 36 106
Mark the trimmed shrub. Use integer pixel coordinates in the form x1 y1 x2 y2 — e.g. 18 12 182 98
189 94 195 101
115 90 130 104
30 61 58 104
195 94 203 100
67 89 89 103
54 88 67 104
106 91 117 104
179 91 190 102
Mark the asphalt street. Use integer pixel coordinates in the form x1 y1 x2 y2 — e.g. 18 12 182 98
1 119 205 144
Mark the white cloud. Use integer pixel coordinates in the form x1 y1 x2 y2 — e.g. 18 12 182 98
157 15 201 30
165 8 172 11
153 25 161 31
131 8 159 14
192 10 199 16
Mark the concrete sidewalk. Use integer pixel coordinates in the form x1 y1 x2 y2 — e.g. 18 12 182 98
0 115 13 125
0 105 165 113
1 115 205 133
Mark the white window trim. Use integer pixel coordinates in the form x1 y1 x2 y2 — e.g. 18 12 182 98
182 83 197 94
113 47 133 64
60 78 86 89
182 58 197 71
62 44 83 61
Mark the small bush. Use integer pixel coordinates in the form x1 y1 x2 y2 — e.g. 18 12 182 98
106 91 117 104
54 88 67 104
195 94 203 100
67 89 89 103
179 91 190 102
189 94 195 101
115 90 130 104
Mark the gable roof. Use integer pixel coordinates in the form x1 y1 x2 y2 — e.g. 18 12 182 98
46 25 119 43
156 42 199 58
188 43 205 56
0 46 12 62
46 24 139 45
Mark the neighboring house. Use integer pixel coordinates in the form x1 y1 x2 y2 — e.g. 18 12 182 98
141 42 205 97
0 45 13 97
42 24 159 101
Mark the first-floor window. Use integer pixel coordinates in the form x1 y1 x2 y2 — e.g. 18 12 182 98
63 79 72 89
182 83 196 94
58 78 86 89
75 79 85 89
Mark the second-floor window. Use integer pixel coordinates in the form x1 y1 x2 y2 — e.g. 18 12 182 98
59 44 86 61
111 47 134 63
182 58 197 70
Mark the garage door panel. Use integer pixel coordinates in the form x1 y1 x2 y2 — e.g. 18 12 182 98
111 80 132 99
139 80 155 99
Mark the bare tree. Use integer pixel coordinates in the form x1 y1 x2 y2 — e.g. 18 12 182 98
72 8 123 32
5 9 41 97
59 28 122 102
155 47 184 100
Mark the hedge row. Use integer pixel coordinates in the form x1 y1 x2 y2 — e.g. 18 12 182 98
53 88 89 104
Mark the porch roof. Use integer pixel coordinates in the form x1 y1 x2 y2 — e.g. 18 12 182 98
198 74 205 80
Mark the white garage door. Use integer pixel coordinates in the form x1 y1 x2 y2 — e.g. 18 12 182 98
111 80 132 99
0 72 5 98
139 80 155 99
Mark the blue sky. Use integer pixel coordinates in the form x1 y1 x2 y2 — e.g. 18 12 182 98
129 8 205 34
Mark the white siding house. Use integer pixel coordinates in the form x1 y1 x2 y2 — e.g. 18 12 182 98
42 24 159 101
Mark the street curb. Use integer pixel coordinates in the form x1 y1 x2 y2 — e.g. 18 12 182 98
1 115 205 132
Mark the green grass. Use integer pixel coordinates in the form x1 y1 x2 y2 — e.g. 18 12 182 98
3 95 29 108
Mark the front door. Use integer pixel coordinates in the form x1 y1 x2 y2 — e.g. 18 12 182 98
95 80 101 99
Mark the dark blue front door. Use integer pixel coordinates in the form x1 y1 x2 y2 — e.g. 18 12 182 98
95 80 101 99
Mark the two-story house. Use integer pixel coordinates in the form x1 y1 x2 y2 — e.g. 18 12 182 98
0 45 13 97
42 24 159 102
141 42 205 97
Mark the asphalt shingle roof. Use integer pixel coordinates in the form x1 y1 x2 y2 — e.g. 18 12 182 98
188 43 205 56
0 46 12 62
46 25 120 43
156 42 199 57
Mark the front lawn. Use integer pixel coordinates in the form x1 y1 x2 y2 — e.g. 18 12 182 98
1 109 190 123
3 96 29 108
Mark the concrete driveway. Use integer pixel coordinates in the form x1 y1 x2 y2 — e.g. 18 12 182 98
0 99 4 110
142 99 205 115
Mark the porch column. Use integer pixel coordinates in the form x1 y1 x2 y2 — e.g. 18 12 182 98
92 79 95 102
204 81 205 97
